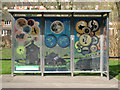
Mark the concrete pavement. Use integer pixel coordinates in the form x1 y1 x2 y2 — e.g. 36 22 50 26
1 75 119 88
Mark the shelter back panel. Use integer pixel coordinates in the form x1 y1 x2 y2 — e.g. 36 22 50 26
14 17 41 71
44 17 71 71
74 17 102 71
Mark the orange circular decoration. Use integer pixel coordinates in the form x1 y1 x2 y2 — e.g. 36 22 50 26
76 20 87 34
15 18 27 30
31 26 40 35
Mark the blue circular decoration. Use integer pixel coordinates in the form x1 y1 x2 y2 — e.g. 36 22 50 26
58 35 70 48
23 25 31 34
45 34 57 48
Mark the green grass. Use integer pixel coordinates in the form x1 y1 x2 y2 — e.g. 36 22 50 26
0 59 120 80
0 60 11 74
109 60 120 80
0 49 11 59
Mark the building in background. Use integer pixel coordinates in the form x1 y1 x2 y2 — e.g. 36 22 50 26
0 12 11 36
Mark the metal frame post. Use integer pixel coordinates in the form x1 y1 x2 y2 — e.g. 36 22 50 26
40 13 45 76
11 15 15 76
100 14 104 77
106 13 109 80
70 13 74 76
40 27 42 76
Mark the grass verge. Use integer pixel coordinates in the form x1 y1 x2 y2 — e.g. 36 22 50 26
0 59 119 80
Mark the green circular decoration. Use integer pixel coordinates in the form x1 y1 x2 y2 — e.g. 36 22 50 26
16 46 25 54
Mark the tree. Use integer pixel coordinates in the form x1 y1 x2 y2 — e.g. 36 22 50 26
116 1 120 20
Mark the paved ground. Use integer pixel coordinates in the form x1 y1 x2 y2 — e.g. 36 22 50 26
1 75 119 88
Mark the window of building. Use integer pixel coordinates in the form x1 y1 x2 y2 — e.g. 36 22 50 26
2 30 4 34
4 21 11 25
7 30 11 35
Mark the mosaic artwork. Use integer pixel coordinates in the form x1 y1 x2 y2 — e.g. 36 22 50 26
74 18 102 71
13 17 107 72
44 18 71 71
14 17 41 71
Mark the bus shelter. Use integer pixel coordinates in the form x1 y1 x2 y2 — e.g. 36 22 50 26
8 10 111 79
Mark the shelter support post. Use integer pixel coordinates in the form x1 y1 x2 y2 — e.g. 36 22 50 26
11 15 15 76
70 13 74 77
40 13 45 76
100 14 104 77
106 13 109 80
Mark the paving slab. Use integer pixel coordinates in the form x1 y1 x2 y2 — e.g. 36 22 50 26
1 75 119 88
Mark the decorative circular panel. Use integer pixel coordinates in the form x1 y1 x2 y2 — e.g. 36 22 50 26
76 20 87 34
16 46 25 55
92 36 99 45
51 21 64 34
75 41 82 53
45 34 57 48
89 31 95 36
16 18 27 28
15 31 26 41
79 34 92 46
27 19 35 26
90 45 98 52
88 20 99 32
83 27 91 34
33 37 39 41
58 35 70 48
81 47 90 55
31 26 40 35
23 25 31 34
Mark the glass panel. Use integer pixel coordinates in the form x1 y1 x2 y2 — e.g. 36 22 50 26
44 17 71 71
103 17 107 71
74 17 101 71
14 17 41 71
